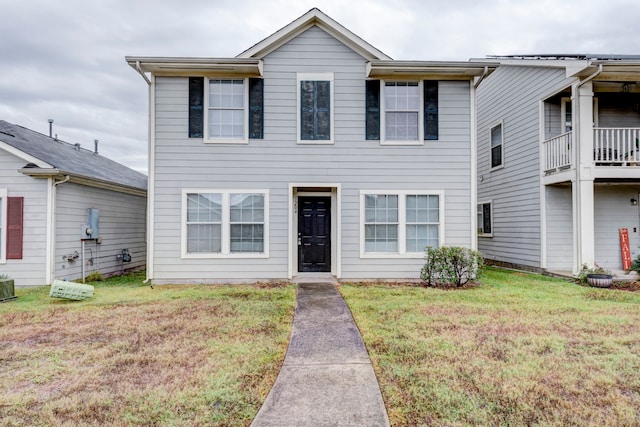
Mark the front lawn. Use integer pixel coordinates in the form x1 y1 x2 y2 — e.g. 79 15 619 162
341 268 640 426
0 272 295 426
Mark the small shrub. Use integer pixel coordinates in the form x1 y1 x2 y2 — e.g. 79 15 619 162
0 273 10 280
577 263 612 284
421 246 483 287
85 271 103 282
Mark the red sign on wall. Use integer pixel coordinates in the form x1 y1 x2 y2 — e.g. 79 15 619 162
620 228 632 271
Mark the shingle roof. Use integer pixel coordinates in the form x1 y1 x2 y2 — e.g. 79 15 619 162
0 120 147 191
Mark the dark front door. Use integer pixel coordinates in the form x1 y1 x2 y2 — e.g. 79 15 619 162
298 196 331 272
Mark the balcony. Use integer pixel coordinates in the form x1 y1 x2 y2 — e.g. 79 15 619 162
543 128 640 180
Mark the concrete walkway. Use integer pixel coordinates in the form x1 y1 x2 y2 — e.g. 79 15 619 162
251 281 390 427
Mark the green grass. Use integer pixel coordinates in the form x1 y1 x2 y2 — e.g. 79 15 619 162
0 272 296 426
341 268 640 426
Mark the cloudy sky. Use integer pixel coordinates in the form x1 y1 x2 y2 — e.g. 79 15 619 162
1 0 638 173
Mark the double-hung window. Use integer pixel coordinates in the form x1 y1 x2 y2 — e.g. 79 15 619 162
384 82 420 142
189 77 263 141
361 191 444 257
183 190 268 258
366 80 438 143
208 79 246 142
477 201 493 237
490 122 503 169
298 73 333 144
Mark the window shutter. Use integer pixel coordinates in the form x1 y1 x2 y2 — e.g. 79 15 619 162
248 78 264 139
424 80 438 140
365 80 380 140
188 77 204 138
6 197 23 260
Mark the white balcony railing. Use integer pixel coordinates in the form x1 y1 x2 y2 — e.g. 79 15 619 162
593 128 640 165
543 128 640 174
543 131 572 173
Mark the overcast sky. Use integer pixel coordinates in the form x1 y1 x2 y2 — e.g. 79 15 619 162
2 0 639 173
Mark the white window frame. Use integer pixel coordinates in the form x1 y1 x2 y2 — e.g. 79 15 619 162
204 78 249 144
0 189 6 263
360 190 445 258
297 73 334 145
381 80 424 146
490 121 504 170
181 189 269 258
477 200 493 238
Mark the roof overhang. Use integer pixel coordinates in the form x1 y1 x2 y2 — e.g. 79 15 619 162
570 61 640 81
19 167 147 197
0 140 51 168
366 61 498 80
125 57 263 77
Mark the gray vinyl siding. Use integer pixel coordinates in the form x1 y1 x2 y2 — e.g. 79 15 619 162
594 185 640 270
151 26 475 282
0 149 47 287
55 183 146 281
545 185 573 271
597 95 640 128
477 65 570 268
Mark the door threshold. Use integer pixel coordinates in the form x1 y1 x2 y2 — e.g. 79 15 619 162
293 272 338 284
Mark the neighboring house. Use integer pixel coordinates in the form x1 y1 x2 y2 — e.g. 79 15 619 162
0 120 147 286
475 55 640 275
127 8 496 284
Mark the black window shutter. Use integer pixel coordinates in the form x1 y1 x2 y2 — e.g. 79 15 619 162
424 80 438 140
7 197 23 260
188 77 204 138
365 80 380 140
249 78 264 139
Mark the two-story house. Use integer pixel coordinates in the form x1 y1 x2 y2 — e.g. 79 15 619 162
127 8 496 284
476 55 640 276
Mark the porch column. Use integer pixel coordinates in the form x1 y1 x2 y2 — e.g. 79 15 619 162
573 81 595 272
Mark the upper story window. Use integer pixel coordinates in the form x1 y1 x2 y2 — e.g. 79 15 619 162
188 77 264 142
208 79 245 140
298 73 334 144
490 122 503 169
366 80 438 144
385 82 420 141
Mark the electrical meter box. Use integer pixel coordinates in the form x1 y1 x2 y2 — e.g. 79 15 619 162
81 208 99 239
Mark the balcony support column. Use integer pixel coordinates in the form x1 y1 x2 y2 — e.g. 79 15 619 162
572 81 595 273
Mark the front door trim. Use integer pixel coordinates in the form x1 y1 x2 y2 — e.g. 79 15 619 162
288 183 341 279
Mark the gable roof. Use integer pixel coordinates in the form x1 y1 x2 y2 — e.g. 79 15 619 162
237 8 391 61
0 120 147 194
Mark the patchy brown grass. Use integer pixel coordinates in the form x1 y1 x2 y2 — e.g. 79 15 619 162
0 273 295 426
342 267 640 426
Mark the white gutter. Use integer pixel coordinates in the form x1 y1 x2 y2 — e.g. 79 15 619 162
470 80 478 250
474 66 490 89
135 61 152 85
577 63 603 88
146 75 155 283
46 175 70 285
